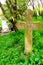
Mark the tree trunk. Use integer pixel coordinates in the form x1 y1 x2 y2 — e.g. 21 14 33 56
10 19 18 31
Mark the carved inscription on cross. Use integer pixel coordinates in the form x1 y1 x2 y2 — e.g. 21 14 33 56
16 9 41 53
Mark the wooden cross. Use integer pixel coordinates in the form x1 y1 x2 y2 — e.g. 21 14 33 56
25 9 41 53
16 9 41 53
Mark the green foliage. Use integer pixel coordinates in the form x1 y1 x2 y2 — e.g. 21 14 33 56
0 22 2 27
32 16 43 23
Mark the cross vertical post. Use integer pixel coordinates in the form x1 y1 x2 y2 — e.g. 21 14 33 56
25 9 33 53
25 9 41 53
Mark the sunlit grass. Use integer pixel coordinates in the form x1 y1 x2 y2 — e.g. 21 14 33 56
32 16 43 23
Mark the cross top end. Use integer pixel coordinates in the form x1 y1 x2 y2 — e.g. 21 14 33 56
25 9 33 17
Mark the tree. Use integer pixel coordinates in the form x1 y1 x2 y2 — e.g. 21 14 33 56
0 0 18 31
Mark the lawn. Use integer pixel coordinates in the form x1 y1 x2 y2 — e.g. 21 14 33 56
0 28 43 65
32 16 43 23
0 30 24 65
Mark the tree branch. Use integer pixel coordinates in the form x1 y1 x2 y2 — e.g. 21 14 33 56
0 2 10 21
6 0 13 15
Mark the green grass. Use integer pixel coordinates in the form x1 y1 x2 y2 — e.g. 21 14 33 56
0 30 25 65
0 29 43 65
32 16 43 23
0 30 24 49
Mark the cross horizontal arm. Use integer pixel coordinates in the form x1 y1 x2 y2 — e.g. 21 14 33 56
16 22 26 29
32 22 42 30
16 22 42 30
